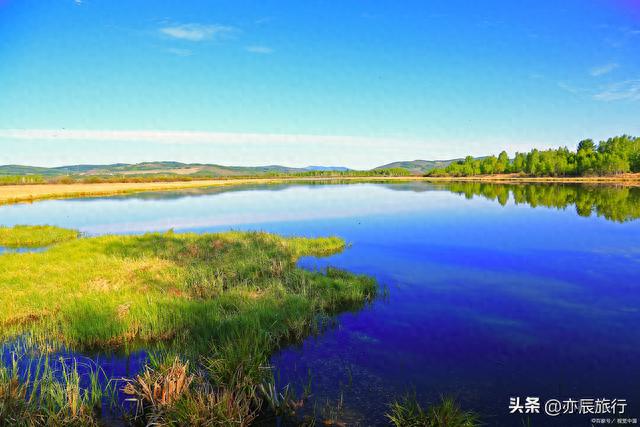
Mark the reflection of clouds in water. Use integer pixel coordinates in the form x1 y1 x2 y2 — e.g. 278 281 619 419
369 247 637 349
589 247 640 262
75 185 466 234
80 204 410 234
7 182 593 235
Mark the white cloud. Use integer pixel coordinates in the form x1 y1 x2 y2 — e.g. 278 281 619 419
254 17 273 25
593 80 640 101
589 63 619 77
557 82 583 95
160 23 237 42
167 48 193 57
0 129 407 148
245 45 273 54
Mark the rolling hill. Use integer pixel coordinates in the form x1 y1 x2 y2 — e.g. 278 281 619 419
374 159 463 174
0 162 352 177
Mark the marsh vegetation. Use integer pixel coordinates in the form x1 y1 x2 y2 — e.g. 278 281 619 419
0 225 79 248
386 395 480 427
0 225 378 425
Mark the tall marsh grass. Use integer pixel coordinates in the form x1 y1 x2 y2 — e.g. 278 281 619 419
0 352 111 426
0 227 377 424
386 394 481 427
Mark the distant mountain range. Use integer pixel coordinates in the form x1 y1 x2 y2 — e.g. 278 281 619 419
0 162 352 177
0 159 471 177
374 159 463 174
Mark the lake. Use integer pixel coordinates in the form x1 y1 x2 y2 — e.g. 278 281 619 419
1 181 639 426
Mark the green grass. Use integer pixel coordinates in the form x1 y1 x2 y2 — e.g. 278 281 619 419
0 225 80 248
0 229 376 351
386 395 481 427
0 226 377 424
0 175 46 186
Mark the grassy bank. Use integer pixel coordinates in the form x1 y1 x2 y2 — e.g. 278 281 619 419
0 225 377 424
425 172 640 184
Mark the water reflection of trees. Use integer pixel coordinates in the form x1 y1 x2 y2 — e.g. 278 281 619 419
441 182 640 223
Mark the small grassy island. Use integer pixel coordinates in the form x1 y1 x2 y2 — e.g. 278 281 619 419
0 225 380 425
0 225 79 248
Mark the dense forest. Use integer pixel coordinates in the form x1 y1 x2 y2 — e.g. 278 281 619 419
428 135 640 177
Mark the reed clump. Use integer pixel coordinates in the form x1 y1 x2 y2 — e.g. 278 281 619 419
386 395 481 427
0 353 110 426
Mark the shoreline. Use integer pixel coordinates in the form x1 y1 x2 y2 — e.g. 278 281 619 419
1 174 639 205
424 173 640 185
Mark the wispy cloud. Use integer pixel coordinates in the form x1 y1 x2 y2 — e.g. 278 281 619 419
159 23 237 42
0 129 406 148
254 17 273 25
603 26 640 48
593 80 640 101
589 63 618 77
623 27 640 37
245 45 273 54
558 78 640 102
166 48 193 57
557 82 584 95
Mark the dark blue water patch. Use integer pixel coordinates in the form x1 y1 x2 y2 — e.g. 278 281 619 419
284 215 640 425
1 338 148 422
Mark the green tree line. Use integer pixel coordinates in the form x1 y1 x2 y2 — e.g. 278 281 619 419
428 135 640 177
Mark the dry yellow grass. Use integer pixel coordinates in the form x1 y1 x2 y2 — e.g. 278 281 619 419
0 178 286 205
0 176 419 205
1 174 639 205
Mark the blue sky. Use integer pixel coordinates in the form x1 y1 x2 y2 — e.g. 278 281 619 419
0 0 639 168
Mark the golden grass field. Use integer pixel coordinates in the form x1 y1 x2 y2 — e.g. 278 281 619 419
0 177 415 205
1 174 639 205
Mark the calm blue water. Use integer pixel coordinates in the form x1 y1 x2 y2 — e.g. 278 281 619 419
0 246 47 254
1 182 639 426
